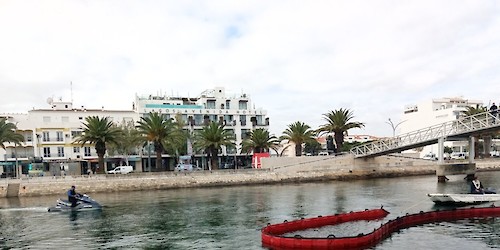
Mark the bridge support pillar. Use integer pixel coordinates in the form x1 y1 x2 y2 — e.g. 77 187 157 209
468 136 475 163
484 135 492 158
437 137 445 164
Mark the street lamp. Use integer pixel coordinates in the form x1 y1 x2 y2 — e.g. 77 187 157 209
386 118 406 137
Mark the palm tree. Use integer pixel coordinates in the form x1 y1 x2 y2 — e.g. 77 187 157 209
461 106 487 116
163 114 190 161
107 121 143 166
0 118 24 148
137 112 177 170
74 116 121 173
193 121 235 170
241 128 280 154
280 121 315 156
316 108 365 152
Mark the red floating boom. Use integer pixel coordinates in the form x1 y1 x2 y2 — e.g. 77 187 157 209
262 205 500 249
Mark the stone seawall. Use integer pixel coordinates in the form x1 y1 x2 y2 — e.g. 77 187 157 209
1 159 499 198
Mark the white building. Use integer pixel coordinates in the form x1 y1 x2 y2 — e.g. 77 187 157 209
134 87 269 157
1 99 138 177
0 87 269 176
399 96 484 157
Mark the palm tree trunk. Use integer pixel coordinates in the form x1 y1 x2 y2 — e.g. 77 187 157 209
295 143 302 156
98 154 105 174
334 133 344 152
210 147 218 170
156 150 162 170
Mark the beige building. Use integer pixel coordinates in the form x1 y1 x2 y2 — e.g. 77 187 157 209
1 87 269 177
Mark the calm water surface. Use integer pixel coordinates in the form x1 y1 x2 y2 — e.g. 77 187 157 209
1 171 500 249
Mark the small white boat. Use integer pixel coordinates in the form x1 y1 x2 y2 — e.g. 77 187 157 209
428 193 500 205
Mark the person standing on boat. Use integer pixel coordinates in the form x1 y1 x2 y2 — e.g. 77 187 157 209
470 176 484 194
67 185 79 207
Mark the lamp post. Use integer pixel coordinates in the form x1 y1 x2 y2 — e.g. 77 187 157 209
386 118 406 137
147 141 152 172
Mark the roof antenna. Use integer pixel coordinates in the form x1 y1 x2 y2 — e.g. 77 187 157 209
70 81 74 104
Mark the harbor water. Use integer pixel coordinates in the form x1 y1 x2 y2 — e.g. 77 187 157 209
1 171 500 249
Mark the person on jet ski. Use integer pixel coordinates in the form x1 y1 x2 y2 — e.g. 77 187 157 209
67 185 81 207
470 176 484 194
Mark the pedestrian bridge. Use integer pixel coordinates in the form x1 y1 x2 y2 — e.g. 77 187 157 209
351 111 500 159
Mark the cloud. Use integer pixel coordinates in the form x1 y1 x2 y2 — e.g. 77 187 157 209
1 0 499 137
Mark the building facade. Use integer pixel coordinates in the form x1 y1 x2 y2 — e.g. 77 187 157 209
398 96 484 157
1 87 269 176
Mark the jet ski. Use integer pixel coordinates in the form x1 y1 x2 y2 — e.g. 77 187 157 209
48 194 102 212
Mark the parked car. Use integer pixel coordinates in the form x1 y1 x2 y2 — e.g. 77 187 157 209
108 166 133 174
450 152 467 160
422 153 437 161
175 164 201 171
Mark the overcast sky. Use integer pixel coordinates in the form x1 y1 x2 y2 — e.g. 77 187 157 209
1 0 499 137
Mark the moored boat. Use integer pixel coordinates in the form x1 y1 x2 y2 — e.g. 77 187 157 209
427 193 500 204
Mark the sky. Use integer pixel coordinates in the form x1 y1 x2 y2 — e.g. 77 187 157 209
1 0 500 137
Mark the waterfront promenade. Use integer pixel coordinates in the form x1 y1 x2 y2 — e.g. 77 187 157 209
1 158 500 198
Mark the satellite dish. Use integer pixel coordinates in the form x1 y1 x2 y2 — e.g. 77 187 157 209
47 97 53 105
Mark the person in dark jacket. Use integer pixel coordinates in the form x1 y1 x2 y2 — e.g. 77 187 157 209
67 185 79 207
470 176 484 194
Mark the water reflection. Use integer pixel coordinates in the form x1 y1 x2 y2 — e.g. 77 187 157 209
0 171 499 249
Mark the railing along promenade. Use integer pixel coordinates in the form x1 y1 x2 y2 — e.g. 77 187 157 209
351 111 500 158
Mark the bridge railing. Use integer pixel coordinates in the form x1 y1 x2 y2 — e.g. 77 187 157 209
351 111 499 158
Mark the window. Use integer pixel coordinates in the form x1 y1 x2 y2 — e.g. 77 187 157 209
43 147 51 158
240 115 246 126
56 131 63 141
209 115 217 122
73 147 80 153
43 116 51 122
42 132 50 142
256 115 263 125
84 147 91 157
206 100 216 109
241 129 251 140
224 115 233 125
57 147 65 157
238 101 248 110
71 131 82 138
61 116 69 123
225 100 231 109
194 114 203 125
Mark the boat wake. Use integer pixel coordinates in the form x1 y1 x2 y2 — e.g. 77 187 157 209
0 207 50 212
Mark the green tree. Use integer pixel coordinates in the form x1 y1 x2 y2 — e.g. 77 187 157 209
137 112 177 170
163 114 190 161
193 122 235 170
107 121 143 166
280 121 315 156
304 139 322 155
74 116 121 173
241 128 280 154
0 118 24 149
316 108 365 152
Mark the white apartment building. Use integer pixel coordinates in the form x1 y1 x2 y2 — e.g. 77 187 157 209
1 87 269 176
134 87 269 157
1 99 138 177
398 96 484 157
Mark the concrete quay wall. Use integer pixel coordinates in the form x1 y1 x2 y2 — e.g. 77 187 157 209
1 158 499 198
